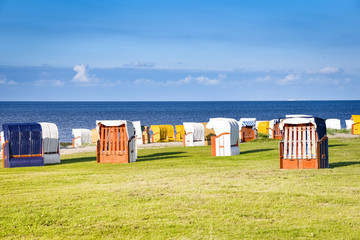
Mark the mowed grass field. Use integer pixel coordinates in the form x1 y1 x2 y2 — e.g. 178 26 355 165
0 137 359 239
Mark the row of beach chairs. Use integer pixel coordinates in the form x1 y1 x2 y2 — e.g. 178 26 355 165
1 115 359 169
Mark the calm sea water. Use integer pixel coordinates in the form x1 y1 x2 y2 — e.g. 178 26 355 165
0 101 359 142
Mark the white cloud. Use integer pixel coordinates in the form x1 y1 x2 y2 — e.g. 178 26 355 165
72 64 99 84
166 74 224 86
133 78 158 85
306 67 343 74
277 74 300 85
0 77 17 85
124 61 155 68
34 80 65 87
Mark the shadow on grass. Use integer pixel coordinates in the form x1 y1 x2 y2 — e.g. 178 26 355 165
58 156 96 165
241 148 275 155
137 151 187 162
330 161 360 168
328 144 349 148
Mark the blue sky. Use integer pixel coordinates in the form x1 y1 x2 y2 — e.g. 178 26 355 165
0 0 359 100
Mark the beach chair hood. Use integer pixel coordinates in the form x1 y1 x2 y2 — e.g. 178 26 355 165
239 118 256 127
183 122 205 141
96 120 135 139
206 118 239 146
280 115 326 139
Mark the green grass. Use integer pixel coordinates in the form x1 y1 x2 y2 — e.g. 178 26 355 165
1 138 359 239
326 129 351 135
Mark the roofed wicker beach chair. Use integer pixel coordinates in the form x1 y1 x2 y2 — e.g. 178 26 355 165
279 115 328 169
183 122 205 147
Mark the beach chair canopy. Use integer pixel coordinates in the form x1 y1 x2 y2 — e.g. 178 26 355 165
39 122 59 154
206 118 239 146
72 129 92 144
183 122 205 142
280 115 327 140
345 119 354 129
325 119 341 130
3 123 42 156
0 131 4 147
239 118 256 127
352 115 360 124
96 120 135 139
269 119 281 129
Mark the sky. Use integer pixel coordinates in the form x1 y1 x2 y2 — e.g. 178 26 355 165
0 0 359 101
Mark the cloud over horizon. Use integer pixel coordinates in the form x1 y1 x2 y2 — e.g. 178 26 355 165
72 64 99 84
305 67 343 75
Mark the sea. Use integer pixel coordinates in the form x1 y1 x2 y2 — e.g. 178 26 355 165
0 101 359 142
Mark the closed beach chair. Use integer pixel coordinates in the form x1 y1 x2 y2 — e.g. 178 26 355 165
175 125 185 142
202 122 216 146
2 123 44 168
206 118 239 156
133 121 143 145
72 129 91 148
239 118 257 142
325 119 341 130
96 120 137 163
279 115 328 169
257 121 270 135
91 128 99 144
269 119 282 139
351 115 360 135
345 119 354 130
150 125 174 142
183 122 205 146
39 122 60 164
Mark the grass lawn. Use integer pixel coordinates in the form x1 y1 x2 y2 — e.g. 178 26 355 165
0 137 359 239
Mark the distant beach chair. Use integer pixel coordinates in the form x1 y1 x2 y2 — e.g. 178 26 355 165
183 122 205 146
91 128 99 144
2 123 44 168
352 115 360 135
72 129 91 148
142 126 150 144
256 121 270 135
175 125 185 142
239 118 257 142
206 118 239 156
269 119 282 139
96 120 136 163
39 122 60 164
279 115 328 169
202 122 216 146
150 125 174 142
133 121 143 145
325 119 341 130
345 119 354 130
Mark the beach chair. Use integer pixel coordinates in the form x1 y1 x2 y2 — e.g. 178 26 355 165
269 119 282 139
175 125 184 142
202 122 216 146
150 125 174 142
279 115 328 169
257 121 270 135
183 122 205 146
351 115 360 135
133 121 143 145
96 120 136 163
72 129 91 148
206 118 239 156
239 118 257 142
2 123 44 168
345 119 354 130
325 119 341 130
142 126 150 144
91 128 99 144
39 122 60 164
